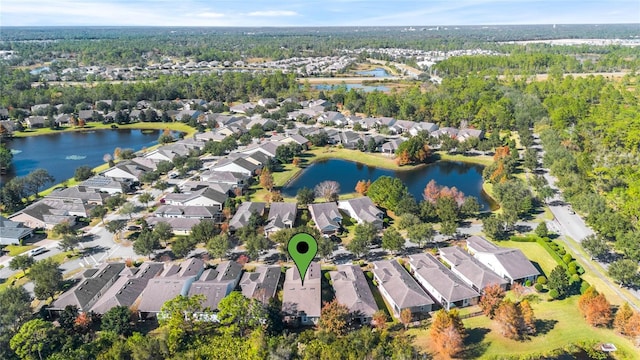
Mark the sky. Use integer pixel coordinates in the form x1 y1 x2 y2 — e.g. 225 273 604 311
1 0 639 27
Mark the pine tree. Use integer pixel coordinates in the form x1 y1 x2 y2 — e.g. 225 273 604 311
613 302 634 335
518 300 536 336
479 284 505 319
495 300 521 340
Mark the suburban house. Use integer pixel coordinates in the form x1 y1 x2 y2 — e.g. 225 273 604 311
408 253 480 310
153 205 219 220
210 157 260 177
229 202 266 231
25 116 46 129
431 127 459 139
318 111 346 125
282 262 321 326
144 144 190 163
80 176 130 194
381 138 406 154
329 265 378 324
9 200 79 229
409 122 439 136
240 142 279 158
162 187 227 211
230 102 255 114
264 202 297 235
146 217 200 235
200 170 249 189
372 260 434 319
78 110 94 121
466 236 540 285
138 258 206 318
457 128 484 141
187 261 243 313
102 158 157 183
51 263 127 313
45 186 111 205
89 262 165 314
308 202 342 235
439 246 509 292
240 265 282 304
338 197 384 229
0 216 34 245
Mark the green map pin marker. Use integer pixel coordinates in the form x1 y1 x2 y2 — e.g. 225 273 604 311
288 232 318 286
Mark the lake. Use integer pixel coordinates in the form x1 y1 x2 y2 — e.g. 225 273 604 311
355 68 391 77
313 83 390 92
1 129 162 186
282 159 492 210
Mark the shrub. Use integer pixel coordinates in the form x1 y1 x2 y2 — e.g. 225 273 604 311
580 281 591 294
537 276 547 285
534 283 544 292
570 274 581 283
568 266 578 275
558 248 566 256
324 272 332 281
525 279 532 287
549 289 560 299
366 271 374 280
562 254 573 264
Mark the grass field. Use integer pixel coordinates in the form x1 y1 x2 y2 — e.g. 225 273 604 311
13 121 196 138
4 244 36 257
410 296 638 359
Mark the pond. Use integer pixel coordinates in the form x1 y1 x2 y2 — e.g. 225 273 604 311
313 83 390 92
355 67 391 77
282 158 493 210
1 129 163 186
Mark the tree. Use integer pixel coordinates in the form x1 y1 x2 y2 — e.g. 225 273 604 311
407 223 434 248
317 236 334 260
58 234 81 252
133 229 160 259
381 227 404 254
24 169 55 198
171 236 195 258
296 187 315 206
608 259 638 287
74 165 94 181
9 254 34 275
138 192 154 210
347 222 377 258
460 196 480 218
106 219 126 240
0 144 13 172
319 299 351 336
90 205 108 224
244 233 271 260
10 319 64 360
119 202 137 220
190 220 217 244
367 176 409 211
372 310 388 330
314 180 340 202
153 221 173 247
207 233 231 259
479 284 505 318
156 160 174 174
518 300 536 336
101 306 134 336
495 300 521 340
0 286 32 335
614 302 634 335
534 222 549 238
217 292 267 336
30 258 63 300
581 235 608 260
548 266 570 298
52 221 74 237
105 194 126 210
259 168 274 191
429 309 465 358
483 215 507 240
399 308 412 330
159 295 211 354
578 288 612 327
354 179 370 196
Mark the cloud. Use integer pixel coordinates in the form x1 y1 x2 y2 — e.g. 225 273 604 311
198 12 226 18
247 10 298 17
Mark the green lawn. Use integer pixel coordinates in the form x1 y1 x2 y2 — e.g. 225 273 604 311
4 245 36 257
13 121 196 138
410 296 638 359
436 151 494 167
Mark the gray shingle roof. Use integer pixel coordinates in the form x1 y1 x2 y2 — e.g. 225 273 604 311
466 236 540 281
229 202 266 230
439 246 509 290
52 263 126 311
265 202 297 232
240 266 282 303
308 202 342 233
282 262 321 318
372 260 434 309
0 216 33 244
187 261 243 311
408 253 479 304
329 265 378 318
